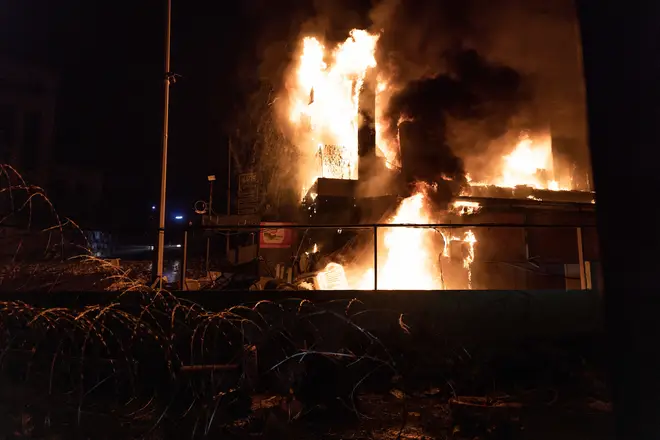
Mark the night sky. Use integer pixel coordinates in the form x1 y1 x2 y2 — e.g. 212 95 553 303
0 0 582 229
0 0 290 228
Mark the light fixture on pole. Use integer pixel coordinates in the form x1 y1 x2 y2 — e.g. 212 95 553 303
205 175 216 275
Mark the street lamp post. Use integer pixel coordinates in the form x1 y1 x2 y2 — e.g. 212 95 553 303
155 0 172 288
205 175 215 274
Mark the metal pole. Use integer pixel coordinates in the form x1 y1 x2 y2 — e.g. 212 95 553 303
577 226 586 289
373 225 378 290
226 139 231 258
209 179 213 215
155 0 172 289
206 176 213 275
205 236 210 274
227 138 231 216
181 230 188 290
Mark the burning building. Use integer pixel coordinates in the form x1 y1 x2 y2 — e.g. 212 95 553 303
200 9 598 293
273 26 599 292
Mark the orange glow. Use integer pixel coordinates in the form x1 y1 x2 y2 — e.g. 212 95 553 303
315 188 479 291
287 30 379 195
374 79 401 169
450 200 482 216
356 190 440 290
467 132 572 191
315 262 349 290
499 134 555 189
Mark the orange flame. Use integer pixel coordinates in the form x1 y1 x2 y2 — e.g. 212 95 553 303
359 190 440 290
468 132 572 191
315 189 479 291
287 30 379 194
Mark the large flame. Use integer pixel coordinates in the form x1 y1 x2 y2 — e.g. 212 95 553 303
468 132 571 191
288 29 575 194
357 190 440 290
315 189 479 291
287 30 379 194
497 133 558 189
284 29 593 292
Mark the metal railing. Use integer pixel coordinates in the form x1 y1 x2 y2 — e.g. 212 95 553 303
172 222 599 291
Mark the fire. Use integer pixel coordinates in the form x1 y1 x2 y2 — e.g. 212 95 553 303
374 80 401 169
462 230 477 289
450 200 481 216
287 29 576 196
498 133 556 189
285 29 499 291
468 132 572 191
287 30 379 194
359 190 440 290
315 189 480 290
315 262 349 290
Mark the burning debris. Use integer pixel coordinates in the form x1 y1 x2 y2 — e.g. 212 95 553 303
450 200 482 216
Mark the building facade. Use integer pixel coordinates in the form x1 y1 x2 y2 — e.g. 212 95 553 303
0 57 57 183
0 58 105 226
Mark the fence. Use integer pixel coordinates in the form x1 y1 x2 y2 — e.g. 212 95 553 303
168 222 600 291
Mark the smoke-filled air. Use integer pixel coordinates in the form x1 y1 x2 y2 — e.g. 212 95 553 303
251 0 590 290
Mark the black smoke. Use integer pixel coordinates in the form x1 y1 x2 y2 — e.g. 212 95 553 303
367 0 586 194
386 47 534 190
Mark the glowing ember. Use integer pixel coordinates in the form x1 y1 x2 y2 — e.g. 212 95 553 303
462 230 477 289
498 134 555 189
450 200 482 216
287 30 379 193
466 132 572 192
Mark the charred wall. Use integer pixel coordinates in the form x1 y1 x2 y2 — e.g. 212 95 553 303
358 68 377 181
450 204 599 289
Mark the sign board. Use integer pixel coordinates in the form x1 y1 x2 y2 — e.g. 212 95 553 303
237 199 259 215
238 172 259 215
259 222 294 248
238 173 258 197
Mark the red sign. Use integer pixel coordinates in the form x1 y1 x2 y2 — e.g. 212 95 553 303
259 222 294 248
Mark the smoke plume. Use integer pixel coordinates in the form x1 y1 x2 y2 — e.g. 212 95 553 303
386 47 535 187
371 0 586 185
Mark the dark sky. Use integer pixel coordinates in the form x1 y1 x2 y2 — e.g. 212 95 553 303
0 0 584 229
0 0 272 227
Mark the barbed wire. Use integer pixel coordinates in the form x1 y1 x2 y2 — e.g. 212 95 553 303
0 167 405 435
0 285 404 437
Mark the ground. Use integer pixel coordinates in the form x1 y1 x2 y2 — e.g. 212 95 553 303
224 391 611 440
0 260 611 439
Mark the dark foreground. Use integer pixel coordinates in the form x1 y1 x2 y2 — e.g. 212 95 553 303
0 337 613 439
0 288 610 439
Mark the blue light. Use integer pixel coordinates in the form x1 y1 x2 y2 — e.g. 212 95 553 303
152 205 156 210
174 215 183 220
